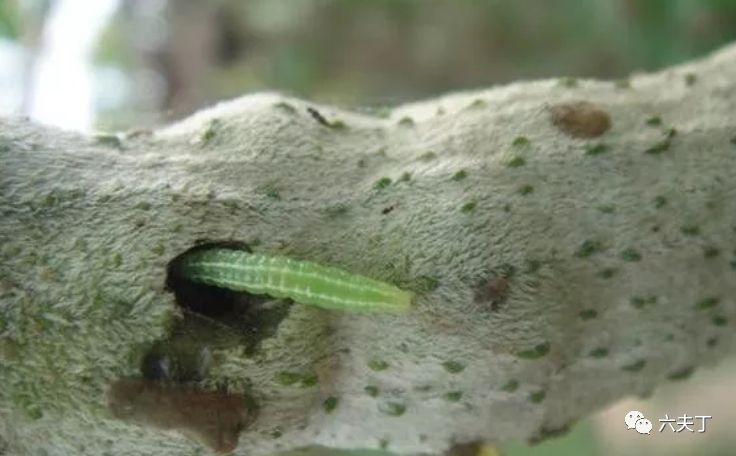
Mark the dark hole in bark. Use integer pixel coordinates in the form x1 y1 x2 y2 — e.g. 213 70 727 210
166 240 255 319
143 240 292 382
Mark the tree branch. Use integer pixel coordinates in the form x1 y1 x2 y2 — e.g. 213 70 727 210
1 42 735 456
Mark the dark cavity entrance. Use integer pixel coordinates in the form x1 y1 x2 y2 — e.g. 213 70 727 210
142 240 292 382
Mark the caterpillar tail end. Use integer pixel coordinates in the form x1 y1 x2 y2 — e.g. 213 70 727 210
391 289 415 313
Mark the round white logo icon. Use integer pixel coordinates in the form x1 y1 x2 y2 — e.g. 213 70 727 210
625 410 644 430
635 418 653 435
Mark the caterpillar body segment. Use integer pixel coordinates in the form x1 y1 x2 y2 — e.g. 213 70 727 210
178 248 414 313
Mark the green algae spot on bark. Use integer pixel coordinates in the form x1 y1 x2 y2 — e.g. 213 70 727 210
444 391 463 402
378 401 406 417
529 390 546 403
374 177 392 190
501 379 519 392
364 386 379 397
516 342 550 360
512 136 530 146
589 347 609 358
368 358 389 371
621 359 647 372
620 248 642 262
442 360 465 374
451 170 468 181
579 309 597 320
323 396 339 413
507 157 526 167
519 185 534 195
575 239 603 258
585 143 609 156
461 201 477 213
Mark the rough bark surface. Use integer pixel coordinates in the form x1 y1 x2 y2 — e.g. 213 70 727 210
1 43 735 456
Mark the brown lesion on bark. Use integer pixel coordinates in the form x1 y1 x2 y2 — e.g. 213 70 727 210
107 378 257 453
474 276 510 311
548 101 611 138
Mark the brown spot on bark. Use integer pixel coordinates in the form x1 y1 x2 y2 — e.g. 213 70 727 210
108 379 256 453
549 101 611 138
474 277 509 311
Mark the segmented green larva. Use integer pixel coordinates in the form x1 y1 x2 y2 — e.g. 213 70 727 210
178 248 414 312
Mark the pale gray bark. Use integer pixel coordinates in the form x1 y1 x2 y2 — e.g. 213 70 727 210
1 42 735 456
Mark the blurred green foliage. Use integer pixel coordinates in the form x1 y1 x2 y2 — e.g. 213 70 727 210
0 1 20 38
200 0 736 102
264 421 600 456
503 422 600 456
92 0 736 103
5 0 736 127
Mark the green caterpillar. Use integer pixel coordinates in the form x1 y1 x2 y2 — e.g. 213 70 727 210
177 248 414 312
